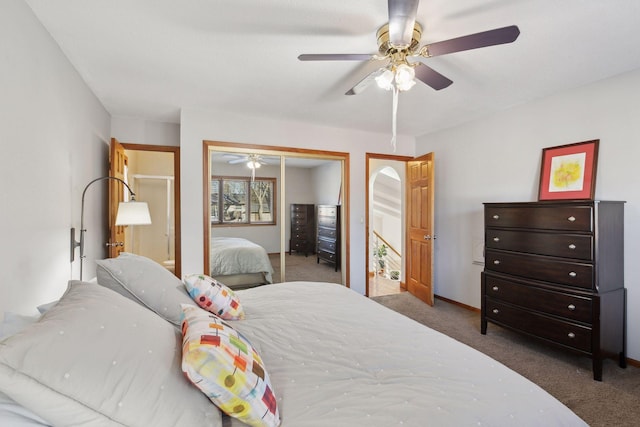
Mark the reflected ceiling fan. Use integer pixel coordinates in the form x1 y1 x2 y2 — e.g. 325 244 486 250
224 153 276 167
298 0 519 148
223 153 276 180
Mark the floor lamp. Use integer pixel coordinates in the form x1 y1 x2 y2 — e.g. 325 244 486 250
70 176 151 280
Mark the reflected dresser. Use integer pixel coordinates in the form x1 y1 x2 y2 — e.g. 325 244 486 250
289 204 315 256
316 205 341 271
481 200 626 381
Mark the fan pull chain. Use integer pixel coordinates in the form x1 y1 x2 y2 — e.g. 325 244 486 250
390 85 399 152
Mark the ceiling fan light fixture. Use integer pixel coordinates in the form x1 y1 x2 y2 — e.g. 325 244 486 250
375 68 395 90
394 63 416 91
247 160 261 169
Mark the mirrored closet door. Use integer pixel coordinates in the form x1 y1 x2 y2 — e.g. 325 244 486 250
203 141 348 287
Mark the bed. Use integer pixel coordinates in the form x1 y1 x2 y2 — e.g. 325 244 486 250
0 253 587 426
210 237 274 288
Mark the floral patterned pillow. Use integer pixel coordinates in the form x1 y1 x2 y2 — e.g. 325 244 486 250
183 274 244 320
180 304 280 427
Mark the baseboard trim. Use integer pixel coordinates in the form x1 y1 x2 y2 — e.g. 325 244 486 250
626 357 640 368
434 294 481 313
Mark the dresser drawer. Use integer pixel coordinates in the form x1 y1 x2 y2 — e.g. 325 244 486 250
318 249 338 263
318 205 338 217
318 226 338 239
292 224 308 234
318 238 337 253
290 240 309 250
293 217 310 226
318 215 338 227
485 249 593 289
291 230 309 240
485 299 592 353
485 205 593 231
485 229 593 260
291 211 308 221
483 273 592 323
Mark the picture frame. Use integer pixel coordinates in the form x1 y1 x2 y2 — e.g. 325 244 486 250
538 139 599 200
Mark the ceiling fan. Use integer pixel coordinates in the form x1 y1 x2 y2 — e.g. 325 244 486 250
223 153 277 180
224 153 275 167
298 0 520 96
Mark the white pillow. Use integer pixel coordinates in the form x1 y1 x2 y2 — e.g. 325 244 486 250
0 390 50 426
96 252 193 326
0 313 39 341
0 281 221 427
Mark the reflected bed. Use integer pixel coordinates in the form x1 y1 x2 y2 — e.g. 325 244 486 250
210 237 274 289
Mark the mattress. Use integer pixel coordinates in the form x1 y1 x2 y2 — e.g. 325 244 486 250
210 237 274 284
228 282 587 426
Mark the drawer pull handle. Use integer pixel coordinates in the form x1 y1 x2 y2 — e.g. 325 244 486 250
568 332 576 339
567 216 576 222
492 286 499 292
568 244 576 250
492 309 499 314
568 304 576 311
493 260 501 265
492 214 500 220
568 271 577 278
493 237 500 242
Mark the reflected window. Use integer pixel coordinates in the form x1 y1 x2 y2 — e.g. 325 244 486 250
211 176 275 225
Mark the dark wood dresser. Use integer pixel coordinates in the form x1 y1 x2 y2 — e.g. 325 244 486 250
289 204 315 256
481 200 626 381
316 205 340 271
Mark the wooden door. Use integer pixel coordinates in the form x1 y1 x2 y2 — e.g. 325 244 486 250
109 137 127 258
406 153 435 305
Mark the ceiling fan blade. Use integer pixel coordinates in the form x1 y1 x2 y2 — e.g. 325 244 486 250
228 158 248 164
413 63 453 90
388 0 420 47
423 25 520 57
345 68 387 95
298 54 374 61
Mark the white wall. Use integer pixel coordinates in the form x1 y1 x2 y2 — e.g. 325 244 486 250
0 0 110 316
111 117 180 147
416 68 640 361
180 107 415 295
311 161 342 205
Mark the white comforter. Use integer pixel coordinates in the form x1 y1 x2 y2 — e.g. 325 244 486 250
230 282 587 426
210 237 273 283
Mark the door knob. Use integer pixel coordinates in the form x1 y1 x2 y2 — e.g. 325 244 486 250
106 242 124 247
424 235 431 240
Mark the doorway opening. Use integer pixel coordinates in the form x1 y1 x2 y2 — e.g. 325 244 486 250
366 154 411 297
119 142 181 277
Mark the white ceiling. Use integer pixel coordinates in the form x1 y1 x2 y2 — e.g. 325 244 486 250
25 0 640 137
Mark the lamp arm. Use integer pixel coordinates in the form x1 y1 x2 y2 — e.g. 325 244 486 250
72 176 136 280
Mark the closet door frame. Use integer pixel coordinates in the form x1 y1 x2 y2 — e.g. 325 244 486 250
203 140 350 286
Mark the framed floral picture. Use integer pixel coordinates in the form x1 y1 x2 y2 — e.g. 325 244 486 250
538 139 599 200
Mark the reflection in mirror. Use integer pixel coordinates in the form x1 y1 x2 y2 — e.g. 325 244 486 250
204 142 348 290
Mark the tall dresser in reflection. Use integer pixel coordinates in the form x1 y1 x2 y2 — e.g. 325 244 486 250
481 200 626 381
317 205 341 271
289 204 315 256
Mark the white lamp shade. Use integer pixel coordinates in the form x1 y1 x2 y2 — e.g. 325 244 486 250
115 201 152 225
